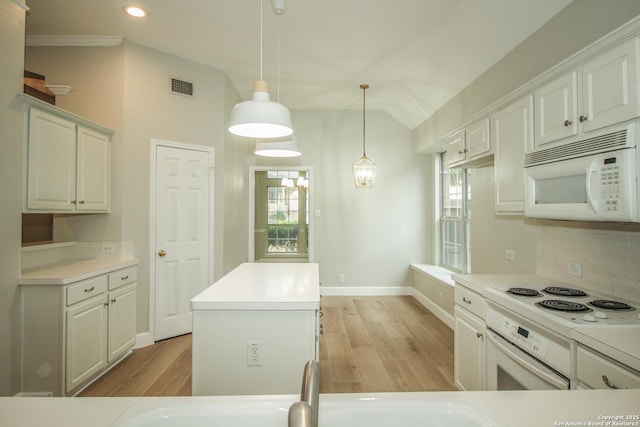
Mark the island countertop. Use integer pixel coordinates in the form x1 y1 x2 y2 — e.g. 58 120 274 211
190 262 320 310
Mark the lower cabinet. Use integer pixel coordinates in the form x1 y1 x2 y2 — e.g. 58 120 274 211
577 345 640 390
454 283 486 391
20 265 137 396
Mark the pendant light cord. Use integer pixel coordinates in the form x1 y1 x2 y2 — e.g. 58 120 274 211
277 13 281 102
361 84 368 157
260 0 263 81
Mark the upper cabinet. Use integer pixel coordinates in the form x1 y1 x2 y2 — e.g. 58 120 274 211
534 37 640 149
492 95 534 214
446 118 491 167
19 94 113 213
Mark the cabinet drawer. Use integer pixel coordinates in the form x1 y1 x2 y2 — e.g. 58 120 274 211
67 275 108 306
108 267 137 290
454 284 485 319
578 346 640 389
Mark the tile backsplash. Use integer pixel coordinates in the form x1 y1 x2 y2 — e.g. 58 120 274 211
536 221 640 303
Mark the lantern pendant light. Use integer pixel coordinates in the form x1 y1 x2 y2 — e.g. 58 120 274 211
228 0 293 139
352 84 376 188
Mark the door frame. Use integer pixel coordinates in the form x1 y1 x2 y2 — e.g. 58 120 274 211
248 166 314 262
149 139 215 342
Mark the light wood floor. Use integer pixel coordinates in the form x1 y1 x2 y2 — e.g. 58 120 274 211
79 296 454 397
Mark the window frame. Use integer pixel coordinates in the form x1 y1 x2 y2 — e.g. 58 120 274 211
438 153 471 273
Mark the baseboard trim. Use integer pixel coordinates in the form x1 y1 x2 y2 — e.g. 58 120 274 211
411 287 455 330
135 332 154 349
320 286 412 296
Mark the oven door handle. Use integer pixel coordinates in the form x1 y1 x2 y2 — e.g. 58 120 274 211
487 329 568 389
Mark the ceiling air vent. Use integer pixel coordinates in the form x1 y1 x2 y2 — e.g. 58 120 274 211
170 76 194 97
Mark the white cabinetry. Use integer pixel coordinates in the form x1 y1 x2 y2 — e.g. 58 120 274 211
19 94 112 213
446 118 491 167
534 37 640 149
492 95 534 213
454 282 485 391
20 264 137 396
577 345 640 390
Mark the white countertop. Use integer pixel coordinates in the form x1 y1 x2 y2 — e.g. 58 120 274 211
191 262 320 310
1 390 639 427
19 257 139 285
452 273 565 294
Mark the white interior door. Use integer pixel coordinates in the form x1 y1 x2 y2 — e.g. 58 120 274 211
154 144 213 341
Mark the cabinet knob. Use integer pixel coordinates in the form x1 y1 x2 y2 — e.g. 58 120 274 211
579 115 588 123
111 298 117 304
563 119 573 127
476 332 483 338
158 249 167 257
70 200 76 204
78 200 85 204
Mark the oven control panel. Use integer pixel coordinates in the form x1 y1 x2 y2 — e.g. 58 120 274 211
500 317 550 358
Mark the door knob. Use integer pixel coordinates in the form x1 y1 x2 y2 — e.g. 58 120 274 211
158 249 166 257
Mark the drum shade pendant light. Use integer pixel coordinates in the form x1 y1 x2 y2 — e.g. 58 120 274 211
228 0 293 138
352 84 376 188
255 136 301 157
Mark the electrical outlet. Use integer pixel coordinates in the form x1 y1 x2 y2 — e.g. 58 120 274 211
101 243 115 254
338 273 345 283
568 261 583 277
247 341 263 366
505 250 516 261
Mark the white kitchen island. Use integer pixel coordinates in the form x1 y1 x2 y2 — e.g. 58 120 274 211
191 262 320 396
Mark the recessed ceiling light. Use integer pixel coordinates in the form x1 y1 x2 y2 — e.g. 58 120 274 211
124 6 146 18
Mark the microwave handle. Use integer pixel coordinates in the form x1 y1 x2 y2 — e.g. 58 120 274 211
585 160 598 213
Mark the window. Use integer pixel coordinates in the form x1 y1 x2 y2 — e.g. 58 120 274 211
440 154 471 273
264 170 308 255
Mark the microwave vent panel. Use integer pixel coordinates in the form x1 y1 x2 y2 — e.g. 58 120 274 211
524 129 628 166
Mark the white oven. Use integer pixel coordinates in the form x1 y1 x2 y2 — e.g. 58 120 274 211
486 328 570 390
485 301 572 390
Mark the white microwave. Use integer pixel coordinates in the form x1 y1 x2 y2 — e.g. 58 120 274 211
524 121 639 222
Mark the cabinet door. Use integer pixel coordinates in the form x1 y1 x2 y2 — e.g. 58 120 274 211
445 130 466 166
26 108 77 211
454 306 485 391
76 126 110 212
582 37 640 133
493 96 533 213
465 118 491 159
108 283 137 363
66 295 108 393
535 71 578 146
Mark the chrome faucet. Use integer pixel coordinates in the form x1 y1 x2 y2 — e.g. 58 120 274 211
288 360 320 427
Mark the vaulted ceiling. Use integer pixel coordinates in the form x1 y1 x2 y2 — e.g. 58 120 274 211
24 0 572 129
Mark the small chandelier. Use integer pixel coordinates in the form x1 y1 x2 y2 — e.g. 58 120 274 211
352 84 376 188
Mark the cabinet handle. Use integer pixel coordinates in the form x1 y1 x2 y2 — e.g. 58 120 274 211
70 200 76 204
462 297 472 304
579 115 589 123
476 332 483 338
563 119 573 127
463 148 468 153
78 200 85 204
111 298 117 304
458 150 464 155
602 375 621 389
121 275 129 281
104 302 109 307
84 286 95 293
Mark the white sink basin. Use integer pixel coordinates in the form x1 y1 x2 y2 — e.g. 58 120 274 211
111 394 507 427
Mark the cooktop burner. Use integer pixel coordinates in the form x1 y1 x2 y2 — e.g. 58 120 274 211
507 287 542 297
536 299 591 312
589 300 635 311
543 286 589 297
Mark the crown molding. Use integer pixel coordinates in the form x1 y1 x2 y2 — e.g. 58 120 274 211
26 35 124 47
11 0 29 11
